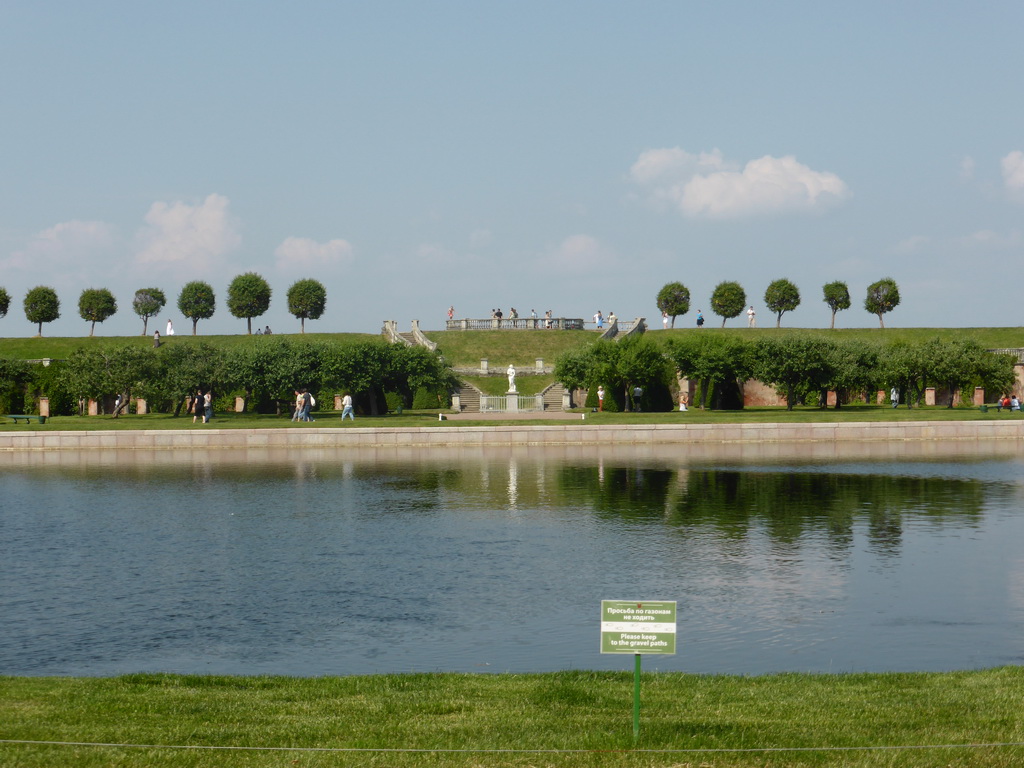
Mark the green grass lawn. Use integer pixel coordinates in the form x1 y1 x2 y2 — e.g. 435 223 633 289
3 404 1023 431
3 669 1024 767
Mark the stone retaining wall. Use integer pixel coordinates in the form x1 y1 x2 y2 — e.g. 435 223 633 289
2 420 1023 452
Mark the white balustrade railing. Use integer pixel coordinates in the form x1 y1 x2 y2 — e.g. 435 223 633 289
480 394 546 412
445 318 585 331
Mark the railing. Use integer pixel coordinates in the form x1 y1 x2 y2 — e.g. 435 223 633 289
480 394 546 412
410 319 438 351
989 348 1024 364
446 317 585 331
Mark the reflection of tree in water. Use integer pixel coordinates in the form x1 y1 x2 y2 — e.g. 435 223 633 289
77 460 1013 552
558 465 1004 557
672 471 998 556
558 466 677 522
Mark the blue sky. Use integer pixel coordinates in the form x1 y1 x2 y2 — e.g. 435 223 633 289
2 1 1022 337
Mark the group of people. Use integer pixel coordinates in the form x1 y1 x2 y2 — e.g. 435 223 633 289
291 390 355 421
192 390 212 423
660 311 706 328
593 310 617 329
291 389 316 422
996 394 1021 411
481 307 555 328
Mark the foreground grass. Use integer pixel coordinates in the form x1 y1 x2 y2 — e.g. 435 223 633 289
2 669 1024 767
3 404 1024 432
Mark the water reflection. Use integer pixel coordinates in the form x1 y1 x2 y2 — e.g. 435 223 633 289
2 442 1024 677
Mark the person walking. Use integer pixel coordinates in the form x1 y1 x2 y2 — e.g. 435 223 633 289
341 393 355 421
747 306 757 328
192 389 204 424
679 390 689 411
300 389 313 421
890 387 899 408
597 386 605 411
594 310 603 329
696 310 704 327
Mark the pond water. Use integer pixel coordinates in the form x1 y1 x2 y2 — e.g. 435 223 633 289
3 442 1024 677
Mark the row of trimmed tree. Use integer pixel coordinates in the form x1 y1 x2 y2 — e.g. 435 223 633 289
0 274 328 337
1 337 455 417
657 278 901 329
554 333 1016 412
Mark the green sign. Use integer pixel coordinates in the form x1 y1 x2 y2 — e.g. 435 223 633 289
600 600 677 654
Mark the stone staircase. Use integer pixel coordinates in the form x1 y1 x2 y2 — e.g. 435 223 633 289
453 382 482 412
541 382 567 411
397 332 417 346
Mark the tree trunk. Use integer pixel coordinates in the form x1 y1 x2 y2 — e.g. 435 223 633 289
247 317 252 334
878 313 885 329
830 310 836 330
111 390 130 418
192 319 198 335
301 317 306 333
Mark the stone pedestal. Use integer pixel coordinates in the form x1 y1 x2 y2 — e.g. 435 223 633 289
506 392 519 413
88 399 99 416
925 387 935 406
974 387 985 406
535 358 544 372
235 396 246 413
480 359 489 374
136 398 148 415
39 397 50 417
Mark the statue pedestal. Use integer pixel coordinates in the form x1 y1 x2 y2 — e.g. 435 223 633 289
506 391 519 413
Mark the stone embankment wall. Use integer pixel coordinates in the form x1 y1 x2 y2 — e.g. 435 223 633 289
2 421 1023 453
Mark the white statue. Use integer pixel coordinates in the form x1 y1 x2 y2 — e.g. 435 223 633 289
507 364 517 393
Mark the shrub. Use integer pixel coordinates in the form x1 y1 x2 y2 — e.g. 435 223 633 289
412 386 449 410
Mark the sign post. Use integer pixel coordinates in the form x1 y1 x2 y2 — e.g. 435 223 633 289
600 600 677 740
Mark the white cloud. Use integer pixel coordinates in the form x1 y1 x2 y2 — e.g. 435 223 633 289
960 155 975 180
629 147 728 185
544 234 616 273
630 147 849 218
1001 150 1024 193
468 228 492 249
957 229 1022 249
4 219 115 274
135 193 241 270
891 235 930 254
274 236 353 271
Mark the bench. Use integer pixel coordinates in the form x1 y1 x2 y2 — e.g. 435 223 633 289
5 414 47 424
